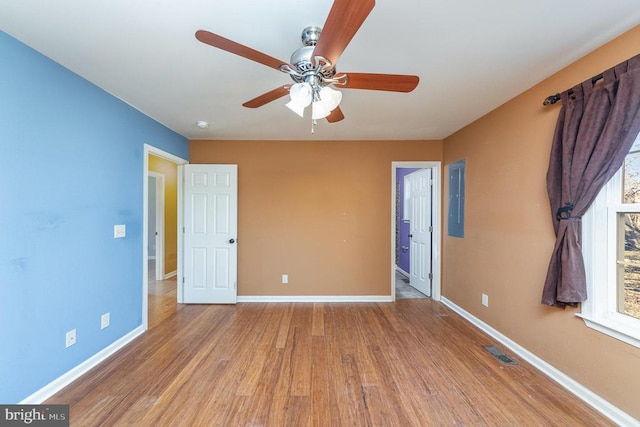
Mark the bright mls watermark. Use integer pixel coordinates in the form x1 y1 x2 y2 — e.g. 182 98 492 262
0 405 68 426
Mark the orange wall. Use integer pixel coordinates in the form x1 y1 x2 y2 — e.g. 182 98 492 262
442 25 640 418
189 140 442 296
149 154 178 275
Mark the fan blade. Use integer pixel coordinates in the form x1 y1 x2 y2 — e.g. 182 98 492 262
340 73 419 92
196 30 289 71
326 107 345 123
312 0 375 68
242 85 291 108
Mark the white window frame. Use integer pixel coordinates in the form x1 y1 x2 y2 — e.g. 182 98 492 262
580 163 640 349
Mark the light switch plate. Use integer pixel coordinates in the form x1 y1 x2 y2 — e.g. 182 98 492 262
101 312 110 329
114 224 126 238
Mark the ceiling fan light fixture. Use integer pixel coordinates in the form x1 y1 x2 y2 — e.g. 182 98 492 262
319 86 342 111
288 82 313 107
312 99 332 120
285 99 306 117
311 86 342 120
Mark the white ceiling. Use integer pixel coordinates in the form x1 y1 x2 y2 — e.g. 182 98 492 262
1 1 640 141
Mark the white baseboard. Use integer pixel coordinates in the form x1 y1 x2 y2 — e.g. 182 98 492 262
164 270 177 280
19 325 146 404
238 295 393 303
440 297 639 427
395 266 410 278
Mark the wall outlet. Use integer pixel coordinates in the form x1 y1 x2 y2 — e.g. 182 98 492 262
65 329 76 348
114 224 126 238
482 293 489 307
101 312 110 329
282 274 288 284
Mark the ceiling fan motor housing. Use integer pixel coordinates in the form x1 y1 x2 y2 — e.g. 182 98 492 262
289 27 336 85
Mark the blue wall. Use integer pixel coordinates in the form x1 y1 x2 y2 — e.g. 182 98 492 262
0 31 189 402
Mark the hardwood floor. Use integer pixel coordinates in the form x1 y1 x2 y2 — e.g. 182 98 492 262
46 278 612 426
147 274 183 327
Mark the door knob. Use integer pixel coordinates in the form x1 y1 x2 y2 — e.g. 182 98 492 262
229 238 235 244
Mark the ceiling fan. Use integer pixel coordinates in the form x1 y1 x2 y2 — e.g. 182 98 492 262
195 0 419 129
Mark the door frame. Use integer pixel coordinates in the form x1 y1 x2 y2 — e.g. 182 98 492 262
391 161 441 301
143 144 187 330
148 171 165 280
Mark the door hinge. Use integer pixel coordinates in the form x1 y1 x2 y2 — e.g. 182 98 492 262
183 226 185 233
429 226 433 232
428 273 433 280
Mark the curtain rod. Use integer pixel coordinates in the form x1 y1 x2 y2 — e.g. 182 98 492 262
542 73 604 106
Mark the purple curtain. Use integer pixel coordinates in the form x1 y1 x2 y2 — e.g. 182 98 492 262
543 54 640 308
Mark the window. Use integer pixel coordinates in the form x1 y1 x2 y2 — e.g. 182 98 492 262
581 135 640 348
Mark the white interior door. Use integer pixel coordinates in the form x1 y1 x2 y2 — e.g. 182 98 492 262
183 164 238 304
409 169 432 296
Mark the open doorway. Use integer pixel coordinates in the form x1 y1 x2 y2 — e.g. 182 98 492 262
148 171 165 281
391 162 441 301
143 144 187 330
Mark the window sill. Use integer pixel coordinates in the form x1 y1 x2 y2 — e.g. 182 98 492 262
576 313 640 349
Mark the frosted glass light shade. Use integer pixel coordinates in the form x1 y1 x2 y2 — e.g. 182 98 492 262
319 86 342 111
312 100 330 120
286 82 313 117
289 83 312 107
285 100 306 117
311 86 342 120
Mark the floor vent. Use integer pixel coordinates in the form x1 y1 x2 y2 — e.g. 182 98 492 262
483 345 518 365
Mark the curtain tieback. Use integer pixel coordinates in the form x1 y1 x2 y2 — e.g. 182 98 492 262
556 202 576 221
